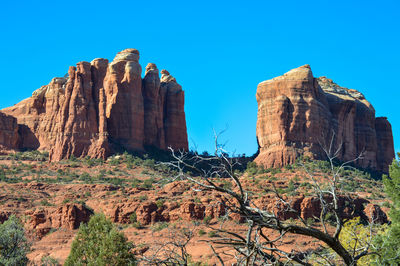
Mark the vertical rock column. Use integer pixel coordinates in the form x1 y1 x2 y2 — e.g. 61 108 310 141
104 49 144 151
87 58 110 158
161 70 188 151
142 63 166 149
50 62 100 160
375 117 395 173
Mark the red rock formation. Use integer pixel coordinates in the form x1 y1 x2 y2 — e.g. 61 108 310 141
365 203 388 224
104 49 144 151
26 203 93 239
375 117 395 173
1 49 189 160
161 70 189 151
0 112 19 151
143 63 165 148
255 65 395 173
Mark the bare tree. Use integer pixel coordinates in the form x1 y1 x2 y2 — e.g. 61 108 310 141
162 132 379 265
139 225 196 265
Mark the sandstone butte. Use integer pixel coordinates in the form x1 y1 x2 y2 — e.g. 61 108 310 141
255 64 395 173
0 49 188 161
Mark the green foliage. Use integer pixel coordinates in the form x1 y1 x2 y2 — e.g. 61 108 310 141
41 255 60 266
0 215 31 266
10 150 49 161
129 213 142 229
139 195 148 201
129 213 137 224
338 217 372 265
141 178 154 189
151 222 169 232
40 199 54 206
156 199 165 209
207 231 218 238
65 213 136 266
246 161 259 176
203 215 212 225
371 153 400 264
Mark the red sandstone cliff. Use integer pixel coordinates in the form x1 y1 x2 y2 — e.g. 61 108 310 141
255 65 395 173
1 49 188 160
0 112 19 152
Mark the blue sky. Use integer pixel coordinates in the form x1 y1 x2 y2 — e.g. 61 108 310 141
0 0 399 155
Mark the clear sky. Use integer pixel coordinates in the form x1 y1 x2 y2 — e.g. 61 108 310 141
0 0 399 156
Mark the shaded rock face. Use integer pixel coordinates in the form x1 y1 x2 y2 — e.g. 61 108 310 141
255 65 395 173
1 49 188 160
0 112 19 151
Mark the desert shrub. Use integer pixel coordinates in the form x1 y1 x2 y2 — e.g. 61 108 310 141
69 154 78 162
40 199 54 206
41 255 60 266
203 215 212 225
156 199 165 209
143 159 155 169
65 213 135 266
139 195 148 201
108 156 121 166
198 229 206 236
141 178 154 189
0 215 31 266
10 150 49 161
207 231 218 238
285 179 297 196
246 161 259 176
129 213 137 223
79 173 92 183
129 213 142 229
151 222 169 232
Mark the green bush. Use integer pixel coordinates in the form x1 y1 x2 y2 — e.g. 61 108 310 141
203 215 212 225
129 213 137 223
156 199 165 209
208 231 218 238
41 255 60 266
371 154 400 264
151 222 169 232
65 213 136 266
0 215 31 265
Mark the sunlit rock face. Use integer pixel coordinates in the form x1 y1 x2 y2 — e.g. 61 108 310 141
1 49 188 161
255 65 394 173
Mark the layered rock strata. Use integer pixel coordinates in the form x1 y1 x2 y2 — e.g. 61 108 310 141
255 65 394 173
1 49 188 160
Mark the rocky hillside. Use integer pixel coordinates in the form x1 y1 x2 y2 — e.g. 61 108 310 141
0 152 389 264
255 65 395 173
0 49 188 161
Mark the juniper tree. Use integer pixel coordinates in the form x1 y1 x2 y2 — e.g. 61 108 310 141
0 215 30 266
65 213 136 266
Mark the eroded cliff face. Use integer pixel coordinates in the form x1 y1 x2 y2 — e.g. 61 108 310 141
0 112 19 152
1 49 188 161
255 65 395 173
